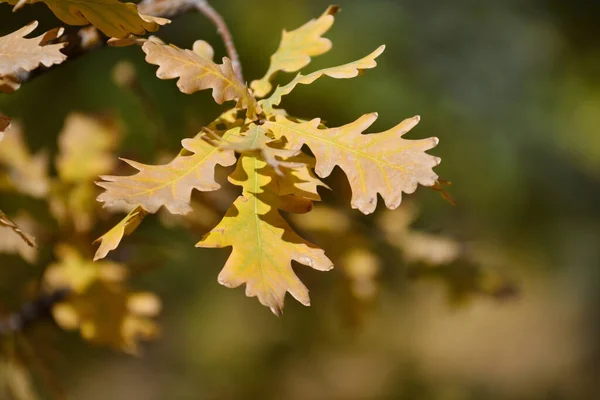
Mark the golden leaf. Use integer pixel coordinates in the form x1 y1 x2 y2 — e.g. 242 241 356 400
196 155 333 315
251 6 340 98
0 21 66 76
93 206 148 261
0 21 66 92
142 41 260 118
265 114 440 214
215 123 300 175
44 245 160 354
97 133 236 214
260 45 385 112
277 153 328 201
1 0 168 38
0 123 49 198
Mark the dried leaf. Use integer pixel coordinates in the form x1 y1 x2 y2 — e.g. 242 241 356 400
1 0 168 38
93 206 148 261
196 155 333 315
97 133 236 214
44 245 160 354
0 21 66 86
265 114 440 214
251 6 340 98
260 45 385 112
142 40 260 118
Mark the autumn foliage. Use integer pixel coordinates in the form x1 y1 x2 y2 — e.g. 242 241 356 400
0 0 493 397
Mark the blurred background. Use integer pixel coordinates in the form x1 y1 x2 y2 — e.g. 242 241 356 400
1 0 600 399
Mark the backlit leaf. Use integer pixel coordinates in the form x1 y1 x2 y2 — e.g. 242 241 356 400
142 40 260 118
260 45 385 112
196 155 333 315
251 6 339 98
0 21 66 93
1 0 168 38
265 114 440 214
97 133 236 214
93 206 147 261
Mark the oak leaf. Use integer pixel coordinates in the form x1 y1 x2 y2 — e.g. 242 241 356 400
214 123 301 175
93 206 147 261
97 133 236 214
196 155 333 315
260 45 385 112
1 0 168 38
251 6 339 98
265 114 440 214
44 245 160 354
0 21 66 92
142 40 260 118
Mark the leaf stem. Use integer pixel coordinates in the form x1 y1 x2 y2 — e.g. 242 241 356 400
192 0 244 82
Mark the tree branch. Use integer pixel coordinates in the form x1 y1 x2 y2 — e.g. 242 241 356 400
192 0 243 82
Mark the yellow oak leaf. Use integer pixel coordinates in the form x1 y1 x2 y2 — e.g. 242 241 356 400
260 45 385 112
0 21 66 88
97 133 236 214
196 155 333 315
215 123 301 175
251 6 340 98
44 244 160 354
56 113 118 184
0 123 49 198
265 114 440 214
142 40 260 118
277 153 328 201
93 206 147 261
1 0 168 38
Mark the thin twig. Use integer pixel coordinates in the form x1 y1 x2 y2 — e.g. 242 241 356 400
192 0 243 82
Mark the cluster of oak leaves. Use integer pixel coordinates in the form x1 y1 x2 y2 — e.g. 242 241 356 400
0 0 506 380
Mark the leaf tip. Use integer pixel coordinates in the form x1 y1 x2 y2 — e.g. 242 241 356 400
327 5 341 15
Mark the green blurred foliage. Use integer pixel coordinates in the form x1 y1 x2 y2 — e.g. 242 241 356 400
2 0 600 399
